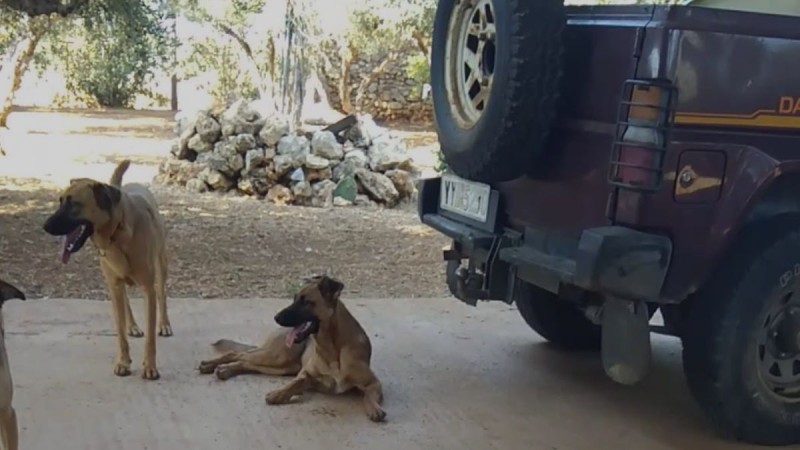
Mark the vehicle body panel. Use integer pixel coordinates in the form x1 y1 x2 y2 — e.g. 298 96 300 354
490 5 800 302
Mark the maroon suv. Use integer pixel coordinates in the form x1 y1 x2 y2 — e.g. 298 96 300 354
418 0 800 445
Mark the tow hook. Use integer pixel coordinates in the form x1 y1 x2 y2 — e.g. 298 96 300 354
444 246 489 306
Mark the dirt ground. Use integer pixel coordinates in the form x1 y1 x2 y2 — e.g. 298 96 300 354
0 107 448 300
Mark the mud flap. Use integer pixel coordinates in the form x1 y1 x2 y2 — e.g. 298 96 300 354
601 297 651 385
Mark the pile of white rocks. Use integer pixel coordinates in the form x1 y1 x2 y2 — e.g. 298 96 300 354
155 100 417 208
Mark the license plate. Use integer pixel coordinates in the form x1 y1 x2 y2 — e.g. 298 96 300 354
439 173 491 222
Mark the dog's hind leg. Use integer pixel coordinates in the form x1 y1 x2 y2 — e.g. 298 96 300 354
0 406 18 450
140 282 160 380
214 350 302 380
155 250 172 337
198 351 240 374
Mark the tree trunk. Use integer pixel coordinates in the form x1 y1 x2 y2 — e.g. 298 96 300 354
215 23 276 109
412 30 431 63
338 41 357 114
0 19 48 128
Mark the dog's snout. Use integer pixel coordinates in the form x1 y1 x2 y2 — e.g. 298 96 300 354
43 215 64 235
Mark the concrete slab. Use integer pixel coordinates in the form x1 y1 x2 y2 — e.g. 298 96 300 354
0 297 770 450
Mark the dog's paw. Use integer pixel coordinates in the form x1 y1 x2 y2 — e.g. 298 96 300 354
114 362 131 377
366 405 386 423
265 390 293 405
158 322 173 337
127 324 144 338
142 365 160 381
197 361 216 374
215 365 235 381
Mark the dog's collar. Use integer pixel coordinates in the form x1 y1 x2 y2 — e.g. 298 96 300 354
96 222 124 257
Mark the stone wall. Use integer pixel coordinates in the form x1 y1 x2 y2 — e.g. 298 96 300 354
318 47 433 122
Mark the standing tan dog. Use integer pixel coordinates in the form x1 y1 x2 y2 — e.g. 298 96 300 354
0 278 25 450
198 275 386 422
43 160 172 380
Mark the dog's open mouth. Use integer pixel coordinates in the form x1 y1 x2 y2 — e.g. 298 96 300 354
284 321 315 347
60 223 93 264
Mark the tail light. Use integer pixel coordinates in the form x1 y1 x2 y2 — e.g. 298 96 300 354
609 80 677 192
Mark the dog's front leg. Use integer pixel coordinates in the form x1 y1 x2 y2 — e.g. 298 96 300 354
107 277 131 377
265 372 310 405
0 406 18 450
140 283 160 380
347 364 386 422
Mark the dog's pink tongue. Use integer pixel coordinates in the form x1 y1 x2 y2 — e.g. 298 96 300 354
284 328 298 348
60 236 71 264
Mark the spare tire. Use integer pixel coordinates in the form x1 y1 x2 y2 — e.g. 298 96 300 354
431 0 566 183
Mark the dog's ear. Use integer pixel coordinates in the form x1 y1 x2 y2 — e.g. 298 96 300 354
316 275 344 305
0 279 25 305
92 182 121 213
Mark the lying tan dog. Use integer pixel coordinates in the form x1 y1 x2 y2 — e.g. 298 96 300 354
0 278 25 450
198 275 386 422
43 160 172 380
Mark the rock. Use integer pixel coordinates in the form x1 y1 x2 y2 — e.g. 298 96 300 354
311 180 337 208
259 114 290 147
174 110 195 136
237 169 271 196
199 168 233 191
220 100 265 137
195 151 214 165
368 136 412 172
266 185 293 206
311 130 344 160
186 178 208 193
195 114 222 143
333 196 353 207
231 133 257 153
158 158 204 186
213 139 245 176
333 175 357 202
264 146 276 160
249 98 277 119
289 167 305 182
343 141 357 154
273 154 294 179
291 181 312 205
277 134 310 167
188 134 213 153
176 126 196 160
345 114 384 148
305 167 332 182
333 150 369 181
355 169 400 206
354 194 372 207
245 148 267 171
385 169 416 199
304 154 330 170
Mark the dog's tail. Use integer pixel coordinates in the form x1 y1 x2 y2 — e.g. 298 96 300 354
109 159 131 187
211 339 256 353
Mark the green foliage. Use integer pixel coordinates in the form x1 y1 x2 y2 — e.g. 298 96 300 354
405 52 429 86
40 0 173 107
181 36 260 102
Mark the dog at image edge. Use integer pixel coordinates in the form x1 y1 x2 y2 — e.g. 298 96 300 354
198 275 386 422
42 160 173 380
0 278 25 450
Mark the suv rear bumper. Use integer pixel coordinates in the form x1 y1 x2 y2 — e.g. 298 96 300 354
418 177 674 303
